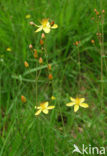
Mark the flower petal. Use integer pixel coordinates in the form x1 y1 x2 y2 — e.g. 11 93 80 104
80 98 85 103
43 102 48 107
46 22 51 28
79 103 89 108
70 97 75 102
35 24 41 27
43 109 49 114
35 109 41 116
47 106 55 109
66 102 75 107
43 27 50 33
37 107 41 109
35 26 42 33
74 105 79 112
35 106 41 109
41 18 49 25
51 24 58 29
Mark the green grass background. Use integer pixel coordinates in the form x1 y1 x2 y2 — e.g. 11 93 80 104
0 0 107 155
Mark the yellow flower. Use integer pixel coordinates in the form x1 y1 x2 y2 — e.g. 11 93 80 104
35 18 58 33
35 101 55 116
51 96 56 100
25 14 31 19
6 48 12 52
66 97 89 112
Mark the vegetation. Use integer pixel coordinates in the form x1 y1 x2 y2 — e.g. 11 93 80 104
0 0 107 155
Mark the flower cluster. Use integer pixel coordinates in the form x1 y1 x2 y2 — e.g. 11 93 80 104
22 17 89 116
34 97 89 116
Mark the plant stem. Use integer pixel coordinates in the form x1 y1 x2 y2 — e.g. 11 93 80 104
100 1 104 110
77 46 81 96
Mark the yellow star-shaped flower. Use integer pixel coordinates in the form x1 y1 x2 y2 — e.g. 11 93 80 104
6 48 12 52
66 97 89 112
35 101 55 116
35 18 58 33
25 14 31 19
51 96 56 100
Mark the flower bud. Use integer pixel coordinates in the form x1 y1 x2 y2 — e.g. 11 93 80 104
39 57 43 64
94 8 97 12
48 64 51 70
48 74 53 80
29 21 35 25
24 61 29 68
41 33 45 39
102 10 105 14
75 41 79 46
96 11 99 15
29 44 33 49
91 40 95 44
21 95 27 103
50 21 54 26
40 39 44 45
34 49 38 59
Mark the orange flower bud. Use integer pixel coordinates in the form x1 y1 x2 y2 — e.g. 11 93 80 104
40 39 44 45
91 40 95 44
50 21 54 26
48 74 53 80
24 61 29 68
102 10 105 14
96 11 99 15
39 57 43 64
21 95 26 103
34 49 38 59
29 44 33 49
75 41 79 46
48 64 51 70
41 33 45 39
73 41 80 46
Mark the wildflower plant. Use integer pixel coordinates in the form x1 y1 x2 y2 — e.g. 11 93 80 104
22 16 90 117
1 0 107 154
22 18 58 116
